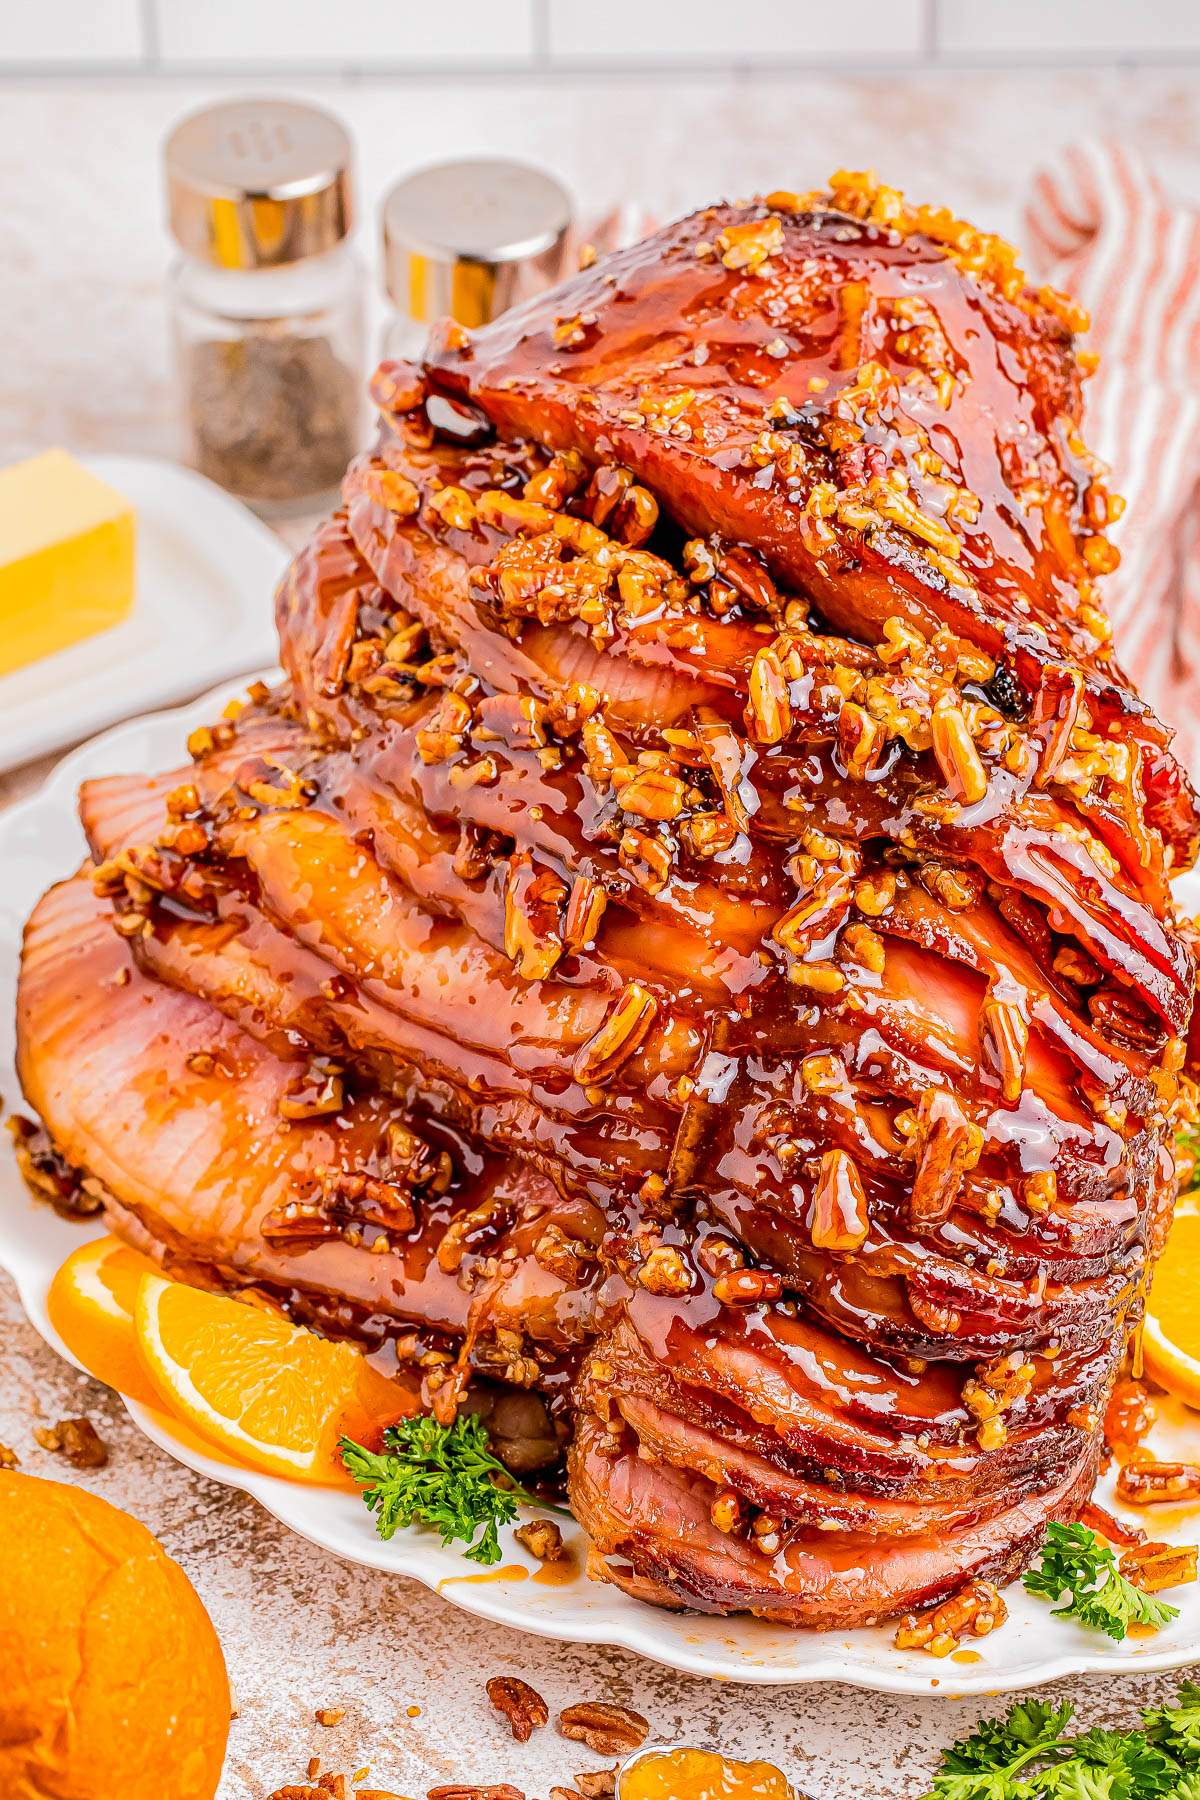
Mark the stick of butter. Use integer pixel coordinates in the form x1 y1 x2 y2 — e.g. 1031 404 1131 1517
0 450 135 678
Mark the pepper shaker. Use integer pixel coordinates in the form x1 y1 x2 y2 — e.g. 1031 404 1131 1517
164 97 366 518
380 158 573 360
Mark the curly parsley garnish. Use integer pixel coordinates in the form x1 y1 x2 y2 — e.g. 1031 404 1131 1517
926 1684 1200 1799
1020 1522 1180 1641
340 1413 563 1566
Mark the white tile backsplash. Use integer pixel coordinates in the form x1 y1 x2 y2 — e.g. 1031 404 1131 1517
2 0 1199 74
937 0 1200 57
0 0 143 65
155 0 536 67
547 0 926 62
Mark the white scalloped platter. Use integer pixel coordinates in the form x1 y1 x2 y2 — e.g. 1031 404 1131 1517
4 680 1200 1695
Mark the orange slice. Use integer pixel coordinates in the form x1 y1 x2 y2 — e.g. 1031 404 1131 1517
47 1235 163 1410
1144 1196 1200 1408
133 1273 416 1483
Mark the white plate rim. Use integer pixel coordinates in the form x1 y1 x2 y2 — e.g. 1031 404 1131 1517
4 680 1200 1695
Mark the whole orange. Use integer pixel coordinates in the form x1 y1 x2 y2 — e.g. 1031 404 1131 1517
0 1471 230 1799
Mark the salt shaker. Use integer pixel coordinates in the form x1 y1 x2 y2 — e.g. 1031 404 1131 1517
164 97 366 518
380 158 573 360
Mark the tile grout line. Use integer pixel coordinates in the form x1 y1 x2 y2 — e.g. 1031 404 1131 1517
138 0 160 71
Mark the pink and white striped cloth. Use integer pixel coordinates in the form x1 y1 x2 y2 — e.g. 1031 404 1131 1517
1024 138 1200 775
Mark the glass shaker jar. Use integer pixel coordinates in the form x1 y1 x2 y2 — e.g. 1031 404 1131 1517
380 158 573 362
164 97 366 519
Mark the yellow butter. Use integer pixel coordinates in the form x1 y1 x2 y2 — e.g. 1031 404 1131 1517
0 449 135 678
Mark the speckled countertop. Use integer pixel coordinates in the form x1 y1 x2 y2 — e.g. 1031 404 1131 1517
3 65 1200 1800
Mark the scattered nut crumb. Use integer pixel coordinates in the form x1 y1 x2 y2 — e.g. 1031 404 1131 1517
34 1418 108 1468
514 1518 565 1562
314 1708 345 1727
308 1758 321 1779
0 1442 20 1468
573 1774 617 1799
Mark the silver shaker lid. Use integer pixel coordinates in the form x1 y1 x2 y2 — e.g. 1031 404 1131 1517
382 158 573 329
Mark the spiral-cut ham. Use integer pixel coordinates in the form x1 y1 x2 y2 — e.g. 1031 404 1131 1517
14 172 1200 1628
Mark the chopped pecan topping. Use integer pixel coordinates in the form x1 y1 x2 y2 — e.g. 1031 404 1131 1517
710 1485 745 1534
504 853 568 980
572 982 658 1086
680 812 738 858
746 646 791 745
718 215 783 271
810 1149 869 1251
611 763 687 822
712 1268 782 1306
563 875 608 951
280 1058 344 1121
514 1518 565 1562
895 1578 1008 1656
533 1223 592 1285
901 1089 983 1227
962 1352 1035 1449
365 466 420 518
637 1245 694 1297
979 995 1028 1105
932 710 986 808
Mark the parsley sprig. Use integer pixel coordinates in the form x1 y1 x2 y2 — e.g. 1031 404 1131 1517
927 1683 1200 1799
340 1413 564 1566
1022 1522 1180 1641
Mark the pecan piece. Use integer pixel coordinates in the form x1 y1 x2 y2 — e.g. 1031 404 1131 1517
573 1772 617 1798
558 1702 649 1757
1119 1540 1198 1593
427 1788 525 1800
36 1417 109 1468
1116 1458 1200 1505
486 1675 549 1743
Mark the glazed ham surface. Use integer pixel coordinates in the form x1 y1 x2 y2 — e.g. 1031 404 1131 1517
15 173 1200 1629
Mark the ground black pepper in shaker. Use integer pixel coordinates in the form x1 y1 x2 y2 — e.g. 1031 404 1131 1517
164 97 366 518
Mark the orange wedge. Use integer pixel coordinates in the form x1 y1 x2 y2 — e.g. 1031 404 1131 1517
133 1273 416 1483
47 1235 163 1410
1144 1196 1200 1409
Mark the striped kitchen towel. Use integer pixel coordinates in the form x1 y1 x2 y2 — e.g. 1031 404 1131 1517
1024 138 1200 775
